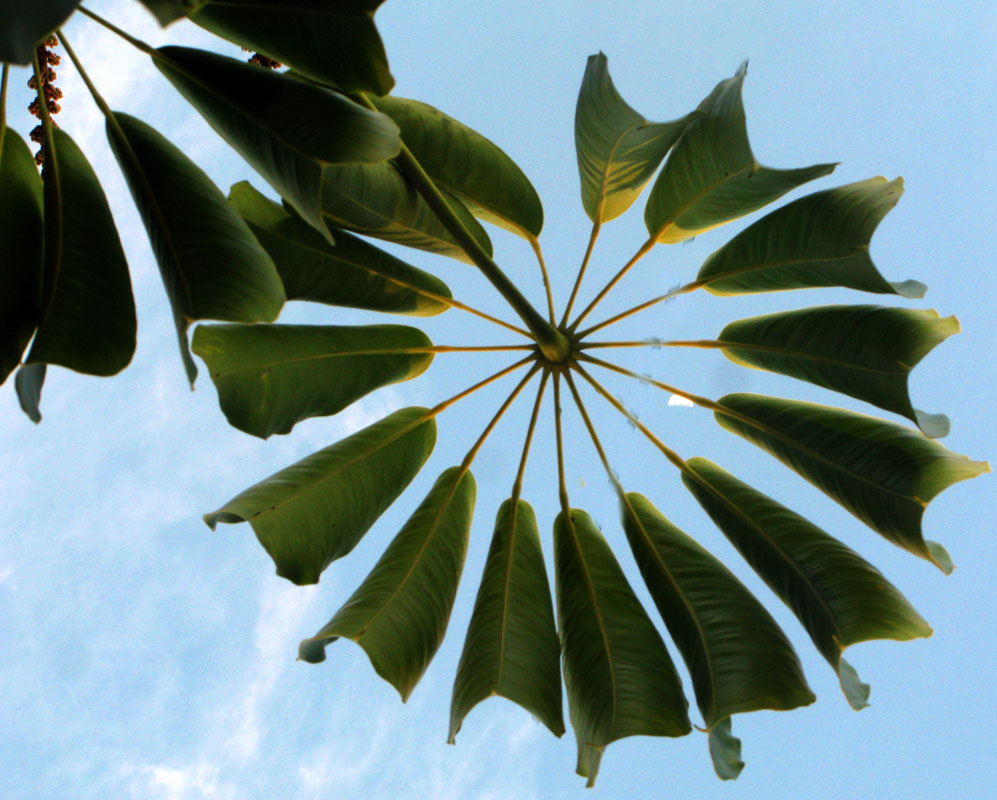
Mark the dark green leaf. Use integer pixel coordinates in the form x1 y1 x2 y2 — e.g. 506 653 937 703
713 395 989 571
192 323 434 438
0 128 44 384
621 492 814 731
154 46 400 237
372 95 544 239
719 305 958 437
299 467 476 701
204 407 435 585
108 112 285 385
449 498 564 741
0 1 78 64
696 177 924 296
229 181 451 315
135 0 195 25
320 161 493 263
574 53 697 223
682 458 934 708
554 508 690 787
190 0 393 95
645 63 835 243
15 363 45 424
26 127 135 376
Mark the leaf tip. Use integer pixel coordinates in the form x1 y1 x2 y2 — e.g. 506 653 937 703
914 410 950 439
891 279 928 299
708 718 745 780
926 540 955 575
298 636 329 664
838 658 871 710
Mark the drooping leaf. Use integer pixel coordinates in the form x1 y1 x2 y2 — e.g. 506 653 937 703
204 407 435 585
713 395 989 571
0 0 79 64
26 127 136 376
189 0 394 95
229 181 451 315
299 467 476 701
718 305 958 437
574 53 697 224
153 46 400 236
449 498 564 741
320 161 492 263
708 717 745 780
621 493 814 733
134 0 193 25
192 323 434 438
696 177 925 297
14 363 46 424
554 508 690 787
107 112 285 385
644 63 835 243
371 95 544 240
682 458 934 707
0 128 44 384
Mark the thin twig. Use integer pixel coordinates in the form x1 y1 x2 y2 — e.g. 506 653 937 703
459 363 541 473
568 235 656 334
529 237 557 326
511 370 550 501
575 279 703 338
560 221 601 327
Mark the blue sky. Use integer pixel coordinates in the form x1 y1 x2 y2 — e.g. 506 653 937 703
3 1 995 798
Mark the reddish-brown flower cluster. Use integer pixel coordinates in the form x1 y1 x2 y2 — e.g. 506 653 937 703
241 47 281 70
28 35 62 164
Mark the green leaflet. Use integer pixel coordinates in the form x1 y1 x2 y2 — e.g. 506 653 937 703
697 177 924 296
708 717 745 780
574 53 697 223
372 95 544 240
0 128 44 385
0 0 79 63
714 394 989 571
15 363 46 424
718 305 957 437
320 161 492 263
621 493 814 731
682 458 934 708
190 0 394 96
554 508 690 787
154 46 400 237
107 113 285 385
192 323 434 438
204 407 436 585
299 467 476 701
645 63 835 243
449 498 564 741
27 127 136 376
229 181 451 315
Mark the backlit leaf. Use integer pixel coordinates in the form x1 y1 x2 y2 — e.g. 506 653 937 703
229 181 451 315
14 363 46 424
697 177 924 297
449 498 564 741
645 63 835 243
0 0 79 64
299 467 476 701
555 508 690 787
192 323 433 438
108 112 285 385
204 407 435 585
574 53 697 223
713 395 989 571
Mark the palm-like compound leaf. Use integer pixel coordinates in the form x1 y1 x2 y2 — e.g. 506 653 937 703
154 46 400 237
645 62 836 243
204 408 436 585
714 395 989 571
449 498 564 740
0 129 44 385
574 53 697 224
683 459 934 708
697 177 925 296
27 127 135 376
621 493 814 778
555 508 690 786
373 95 545 241
299 467 476 701
107 112 285 385
192 323 434 438
228 181 452 315
718 305 957 436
